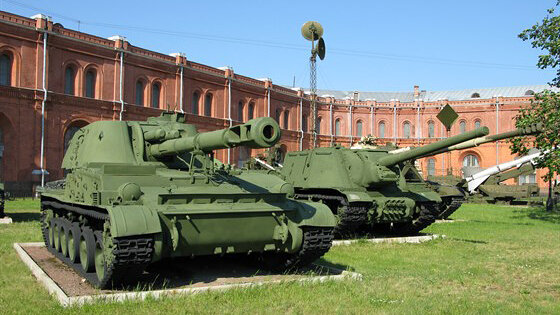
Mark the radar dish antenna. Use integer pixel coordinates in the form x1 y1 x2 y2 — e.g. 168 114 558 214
301 21 326 148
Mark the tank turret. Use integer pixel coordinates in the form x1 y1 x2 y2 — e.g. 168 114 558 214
40 113 336 289
62 113 280 170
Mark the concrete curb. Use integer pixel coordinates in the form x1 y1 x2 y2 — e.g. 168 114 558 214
332 234 445 246
0 217 13 224
14 242 362 307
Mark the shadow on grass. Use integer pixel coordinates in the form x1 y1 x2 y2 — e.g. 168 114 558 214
446 237 488 244
511 206 560 224
9 212 41 222
468 220 534 226
315 258 355 272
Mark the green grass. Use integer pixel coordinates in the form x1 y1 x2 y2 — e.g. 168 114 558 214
1 200 559 314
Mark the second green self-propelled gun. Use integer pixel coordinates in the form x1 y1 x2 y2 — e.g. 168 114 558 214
281 127 490 236
40 113 336 289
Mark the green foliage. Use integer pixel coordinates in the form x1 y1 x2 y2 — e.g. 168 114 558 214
519 1 560 87
511 91 560 181
515 3 560 181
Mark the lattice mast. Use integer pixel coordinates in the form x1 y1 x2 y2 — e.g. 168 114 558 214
301 22 325 148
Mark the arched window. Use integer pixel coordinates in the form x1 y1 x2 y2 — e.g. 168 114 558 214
463 154 479 167
64 126 81 154
471 92 480 98
316 117 322 134
135 80 145 105
283 110 289 129
474 119 481 129
64 66 76 95
428 121 435 138
85 69 96 98
427 158 436 176
335 119 341 136
302 115 308 132
248 102 255 120
275 108 281 123
237 101 244 121
524 90 535 96
192 91 200 115
0 53 12 86
379 121 386 138
403 122 411 138
356 120 363 137
151 83 161 108
459 120 466 133
204 93 213 116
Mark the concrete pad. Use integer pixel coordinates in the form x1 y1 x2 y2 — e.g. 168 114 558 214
332 234 445 246
0 217 13 224
434 219 466 223
14 242 362 307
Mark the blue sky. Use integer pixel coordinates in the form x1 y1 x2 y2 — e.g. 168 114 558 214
1 0 556 92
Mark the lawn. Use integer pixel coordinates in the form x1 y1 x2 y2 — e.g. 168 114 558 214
0 200 559 314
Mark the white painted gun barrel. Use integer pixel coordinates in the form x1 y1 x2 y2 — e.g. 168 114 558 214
464 150 544 193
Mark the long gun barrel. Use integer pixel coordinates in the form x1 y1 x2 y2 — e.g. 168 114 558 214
378 127 489 167
464 150 544 193
425 123 542 157
148 117 281 158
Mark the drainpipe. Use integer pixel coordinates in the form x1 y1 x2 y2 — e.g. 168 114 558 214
495 96 499 165
370 104 374 136
393 103 397 142
299 96 303 150
416 103 420 144
179 64 184 113
227 77 232 164
329 101 333 145
441 122 444 175
267 86 271 117
118 50 124 121
349 104 353 144
39 31 48 187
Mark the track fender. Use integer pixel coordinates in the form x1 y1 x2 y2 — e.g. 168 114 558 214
341 191 373 203
107 205 162 237
290 200 336 228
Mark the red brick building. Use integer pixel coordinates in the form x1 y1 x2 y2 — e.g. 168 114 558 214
0 11 552 194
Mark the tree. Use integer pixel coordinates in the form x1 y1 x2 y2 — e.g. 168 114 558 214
516 2 560 210
519 1 560 87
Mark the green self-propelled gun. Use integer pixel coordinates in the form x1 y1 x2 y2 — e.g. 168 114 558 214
40 113 335 289
281 127 490 236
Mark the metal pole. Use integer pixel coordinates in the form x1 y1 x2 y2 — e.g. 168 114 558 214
40 32 48 187
179 64 184 113
310 53 317 148
118 50 124 121
227 77 232 164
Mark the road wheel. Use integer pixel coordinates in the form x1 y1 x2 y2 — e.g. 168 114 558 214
53 219 61 252
94 231 108 283
79 227 96 272
68 223 81 263
60 220 70 257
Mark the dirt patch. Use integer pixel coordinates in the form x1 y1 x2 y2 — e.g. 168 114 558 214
23 245 344 297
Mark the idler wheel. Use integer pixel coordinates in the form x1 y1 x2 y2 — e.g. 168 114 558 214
53 219 61 252
68 222 81 263
79 227 96 272
60 220 70 257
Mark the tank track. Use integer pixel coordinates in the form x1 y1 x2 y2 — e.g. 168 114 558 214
294 193 368 235
437 197 464 220
392 202 439 235
40 199 154 289
261 227 334 270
